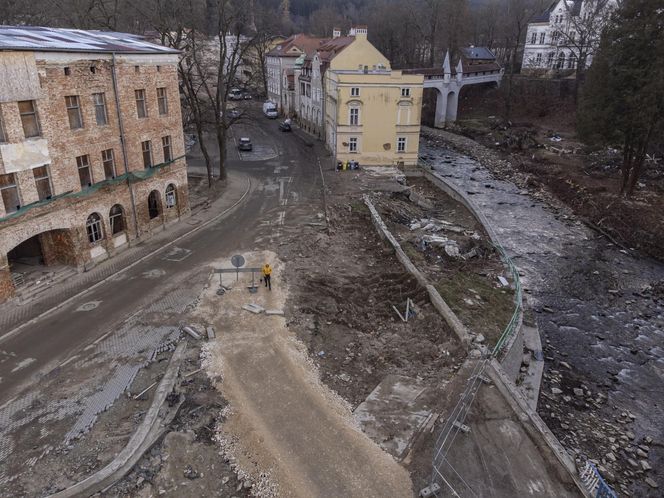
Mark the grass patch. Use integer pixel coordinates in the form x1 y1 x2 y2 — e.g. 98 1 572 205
435 270 516 347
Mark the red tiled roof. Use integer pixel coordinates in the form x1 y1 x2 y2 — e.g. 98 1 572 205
267 33 328 57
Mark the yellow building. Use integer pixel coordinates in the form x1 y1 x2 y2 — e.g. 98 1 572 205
324 28 424 167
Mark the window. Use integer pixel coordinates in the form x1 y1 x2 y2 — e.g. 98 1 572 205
349 107 359 126
18 100 41 138
557 52 566 69
0 111 6 142
401 88 411 97
64 67 71 76
568 54 577 69
148 190 161 219
349 137 358 153
547 52 555 67
0 173 20 213
109 204 124 234
135 89 148 118
552 31 560 42
93 93 108 125
142 140 153 168
86 213 103 243
531 32 537 44
165 184 177 208
157 87 168 115
33 166 52 200
350 87 360 97
397 137 407 153
102 149 115 179
535 53 543 66
162 135 172 162
65 95 83 129
570 31 576 42
539 32 546 44
76 155 93 188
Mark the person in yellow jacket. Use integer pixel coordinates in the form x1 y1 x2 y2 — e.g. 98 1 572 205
262 263 272 291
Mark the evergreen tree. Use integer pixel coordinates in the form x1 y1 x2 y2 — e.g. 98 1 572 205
578 0 664 196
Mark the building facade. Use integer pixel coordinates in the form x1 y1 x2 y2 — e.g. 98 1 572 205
521 0 616 76
0 26 189 303
324 29 424 167
266 34 327 112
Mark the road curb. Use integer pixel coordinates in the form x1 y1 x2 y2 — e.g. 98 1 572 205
47 341 188 498
0 175 252 346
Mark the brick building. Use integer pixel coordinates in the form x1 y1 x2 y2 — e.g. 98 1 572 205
0 26 190 303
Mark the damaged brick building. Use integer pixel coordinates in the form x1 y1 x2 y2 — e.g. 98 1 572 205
0 26 189 303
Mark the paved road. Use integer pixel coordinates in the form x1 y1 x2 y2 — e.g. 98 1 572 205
0 104 322 406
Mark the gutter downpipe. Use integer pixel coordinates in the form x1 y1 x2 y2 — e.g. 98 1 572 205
111 52 140 239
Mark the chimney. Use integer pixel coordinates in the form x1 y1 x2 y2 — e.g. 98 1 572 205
349 25 367 38
332 27 341 39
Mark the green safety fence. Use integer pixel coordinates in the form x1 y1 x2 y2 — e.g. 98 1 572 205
418 156 523 359
0 155 185 224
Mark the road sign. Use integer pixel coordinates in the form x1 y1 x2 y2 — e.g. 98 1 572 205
231 254 245 268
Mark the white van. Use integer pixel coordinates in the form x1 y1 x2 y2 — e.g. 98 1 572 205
262 101 278 118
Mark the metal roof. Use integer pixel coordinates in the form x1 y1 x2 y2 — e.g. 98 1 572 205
0 25 179 54
460 47 496 60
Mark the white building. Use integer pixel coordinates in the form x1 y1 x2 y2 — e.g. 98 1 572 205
266 34 327 112
521 0 616 76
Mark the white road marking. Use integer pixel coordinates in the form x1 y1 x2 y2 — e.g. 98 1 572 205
93 330 113 345
279 176 293 206
11 357 36 373
59 355 79 367
277 211 285 226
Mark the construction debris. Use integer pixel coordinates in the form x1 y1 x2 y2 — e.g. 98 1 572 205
242 303 265 314
182 326 202 340
265 309 285 316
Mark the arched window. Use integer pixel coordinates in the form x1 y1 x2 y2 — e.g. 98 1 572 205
86 213 104 243
109 204 125 234
165 184 177 209
148 190 161 219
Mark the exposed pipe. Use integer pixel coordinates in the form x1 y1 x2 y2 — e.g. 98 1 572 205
110 52 140 239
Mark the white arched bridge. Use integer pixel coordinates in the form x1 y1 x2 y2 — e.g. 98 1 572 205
404 48 503 127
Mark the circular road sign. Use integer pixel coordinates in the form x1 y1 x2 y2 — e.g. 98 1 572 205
231 254 246 268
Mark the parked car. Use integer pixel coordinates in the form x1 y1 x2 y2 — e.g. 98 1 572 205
229 88 243 100
263 101 278 118
238 137 252 151
242 92 253 100
279 119 292 132
229 108 241 119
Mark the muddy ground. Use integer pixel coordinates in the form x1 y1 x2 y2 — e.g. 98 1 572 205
371 178 515 347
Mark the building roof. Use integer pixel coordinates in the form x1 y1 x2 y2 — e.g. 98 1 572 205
267 33 327 58
533 0 583 23
0 25 178 54
459 47 496 61
316 36 354 63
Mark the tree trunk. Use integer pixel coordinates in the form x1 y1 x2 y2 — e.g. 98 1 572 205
215 125 228 181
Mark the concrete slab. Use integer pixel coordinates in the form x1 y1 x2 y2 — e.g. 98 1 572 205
241 303 264 314
265 309 284 316
354 375 432 460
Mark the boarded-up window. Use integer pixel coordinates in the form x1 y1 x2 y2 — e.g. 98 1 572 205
109 204 124 234
0 173 20 213
157 87 168 115
93 93 108 125
65 95 83 129
18 100 41 138
162 135 172 162
33 165 52 200
76 154 93 188
102 148 115 179
135 89 147 118
142 140 153 168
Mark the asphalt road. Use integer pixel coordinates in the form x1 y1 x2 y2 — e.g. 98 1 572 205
0 103 324 406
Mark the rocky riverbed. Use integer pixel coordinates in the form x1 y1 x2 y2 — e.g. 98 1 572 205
421 128 664 497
